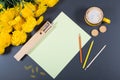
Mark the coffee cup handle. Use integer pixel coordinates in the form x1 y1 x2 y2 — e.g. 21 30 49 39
103 17 111 24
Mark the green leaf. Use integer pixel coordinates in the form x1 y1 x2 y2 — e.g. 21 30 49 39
0 0 34 8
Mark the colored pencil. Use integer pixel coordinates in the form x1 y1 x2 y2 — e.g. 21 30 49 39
82 40 94 69
85 45 106 70
79 34 83 63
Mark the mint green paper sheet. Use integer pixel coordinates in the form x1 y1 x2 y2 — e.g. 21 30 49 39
28 12 91 79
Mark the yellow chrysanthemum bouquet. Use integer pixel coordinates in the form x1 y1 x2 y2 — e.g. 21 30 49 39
0 0 59 54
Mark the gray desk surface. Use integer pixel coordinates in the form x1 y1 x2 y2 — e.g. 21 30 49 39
0 0 120 80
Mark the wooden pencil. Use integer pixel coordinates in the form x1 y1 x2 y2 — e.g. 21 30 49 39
79 34 83 63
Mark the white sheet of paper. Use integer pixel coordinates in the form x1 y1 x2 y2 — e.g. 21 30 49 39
28 12 91 78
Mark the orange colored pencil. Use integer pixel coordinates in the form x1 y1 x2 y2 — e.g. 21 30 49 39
79 34 83 63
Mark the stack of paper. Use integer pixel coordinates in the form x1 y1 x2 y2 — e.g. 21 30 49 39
28 12 91 78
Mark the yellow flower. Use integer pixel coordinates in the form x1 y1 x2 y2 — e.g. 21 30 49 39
35 4 47 17
22 16 37 33
37 16 44 25
44 0 59 7
0 32 11 48
13 3 23 16
11 31 27 46
13 19 25 31
0 4 3 9
0 48 5 55
25 2 36 12
0 0 59 55
9 16 25 30
8 20 16 26
21 2 35 18
9 16 22 26
0 22 13 33
0 8 16 22
14 16 23 23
